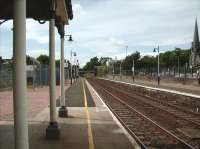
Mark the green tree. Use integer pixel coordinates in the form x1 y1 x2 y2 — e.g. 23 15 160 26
122 51 141 70
56 60 60 67
36 55 49 65
26 55 33 65
83 56 100 70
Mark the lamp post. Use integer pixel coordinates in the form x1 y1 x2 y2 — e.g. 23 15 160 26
112 60 115 80
58 34 73 118
153 45 160 86
125 45 128 78
178 55 180 78
73 52 77 82
70 51 73 85
184 63 188 84
65 62 69 83
120 60 122 80
70 51 76 85
76 60 79 79
65 34 73 85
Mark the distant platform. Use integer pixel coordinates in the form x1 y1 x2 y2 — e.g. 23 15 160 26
0 78 139 149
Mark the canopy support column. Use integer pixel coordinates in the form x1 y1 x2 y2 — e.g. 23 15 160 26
13 0 29 148
46 11 60 139
58 24 68 117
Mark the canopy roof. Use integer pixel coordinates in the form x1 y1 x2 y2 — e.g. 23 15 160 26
0 0 73 24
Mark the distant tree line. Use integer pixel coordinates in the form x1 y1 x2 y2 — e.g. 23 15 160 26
83 48 191 71
122 48 190 71
36 54 70 67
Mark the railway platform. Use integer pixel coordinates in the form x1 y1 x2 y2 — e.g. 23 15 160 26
0 78 138 149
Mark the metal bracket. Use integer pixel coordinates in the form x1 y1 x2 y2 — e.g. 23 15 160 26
0 19 9 26
38 20 46 24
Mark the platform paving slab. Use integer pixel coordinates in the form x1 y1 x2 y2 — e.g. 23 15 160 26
0 84 70 121
57 79 95 107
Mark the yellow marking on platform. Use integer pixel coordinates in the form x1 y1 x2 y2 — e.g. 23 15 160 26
83 80 95 149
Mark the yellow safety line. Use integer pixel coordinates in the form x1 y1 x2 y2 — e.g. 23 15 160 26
82 80 95 149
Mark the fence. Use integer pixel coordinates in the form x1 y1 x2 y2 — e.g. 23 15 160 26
109 66 198 79
0 65 71 90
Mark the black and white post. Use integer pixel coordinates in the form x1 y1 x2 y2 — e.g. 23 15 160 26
153 46 160 86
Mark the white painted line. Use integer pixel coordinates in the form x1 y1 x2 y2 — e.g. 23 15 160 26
86 80 141 149
101 78 200 99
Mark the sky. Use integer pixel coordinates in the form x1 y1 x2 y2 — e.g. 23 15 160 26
0 0 200 67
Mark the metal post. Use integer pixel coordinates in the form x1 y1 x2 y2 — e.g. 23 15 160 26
112 61 115 80
192 67 193 78
39 65 41 86
184 63 187 85
154 46 160 85
120 61 122 80
60 30 65 107
125 47 127 58
49 19 56 124
125 46 128 78
75 61 77 79
13 0 29 148
73 54 76 82
70 51 73 85
67 64 70 83
178 56 180 78
132 59 135 82
173 66 175 78
76 60 79 79
58 25 68 117
158 46 160 86
46 13 60 139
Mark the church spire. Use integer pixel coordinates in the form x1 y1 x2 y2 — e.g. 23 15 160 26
194 18 199 43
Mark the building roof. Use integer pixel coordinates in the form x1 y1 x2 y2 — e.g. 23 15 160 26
194 19 199 43
0 0 73 26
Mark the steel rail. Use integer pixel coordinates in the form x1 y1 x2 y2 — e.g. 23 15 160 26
106 103 148 149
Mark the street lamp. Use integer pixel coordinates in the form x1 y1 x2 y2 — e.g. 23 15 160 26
66 34 73 42
153 45 160 86
65 34 74 85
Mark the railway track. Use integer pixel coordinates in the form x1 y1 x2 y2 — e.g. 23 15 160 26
105 79 200 114
99 79 200 126
88 78 200 149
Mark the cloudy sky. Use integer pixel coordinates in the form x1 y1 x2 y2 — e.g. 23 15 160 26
0 0 200 67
